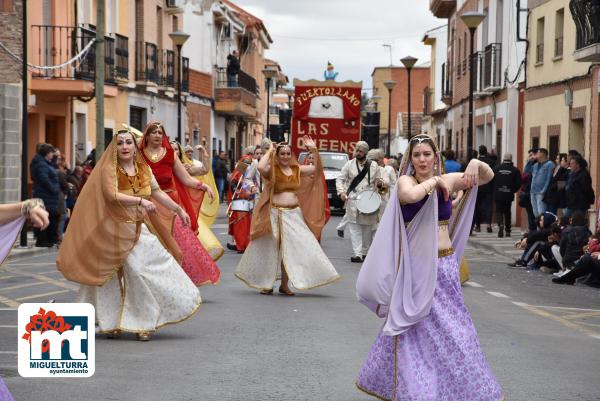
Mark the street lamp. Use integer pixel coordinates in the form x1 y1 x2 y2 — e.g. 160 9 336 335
169 30 190 144
284 86 294 109
383 80 396 156
460 11 486 162
400 56 418 140
262 67 277 139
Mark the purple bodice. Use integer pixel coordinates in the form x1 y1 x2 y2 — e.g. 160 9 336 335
401 190 452 222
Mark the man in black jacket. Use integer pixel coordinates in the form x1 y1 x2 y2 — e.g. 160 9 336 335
30 143 60 247
564 155 595 218
227 50 240 87
493 153 522 238
474 145 496 233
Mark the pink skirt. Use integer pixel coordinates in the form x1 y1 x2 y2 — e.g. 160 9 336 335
173 216 220 286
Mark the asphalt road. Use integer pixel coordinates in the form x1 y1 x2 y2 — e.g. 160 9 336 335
1 214 599 401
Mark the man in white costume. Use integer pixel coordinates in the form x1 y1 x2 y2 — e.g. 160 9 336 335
367 148 397 224
336 141 381 263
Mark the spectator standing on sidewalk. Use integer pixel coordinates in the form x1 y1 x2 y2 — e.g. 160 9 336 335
30 143 60 247
443 149 461 173
227 50 240 87
492 153 521 238
544 153 569 215
474 145 496 233
530 148 554 218
564 154 595 218
520 149 538 232
214 151 230 202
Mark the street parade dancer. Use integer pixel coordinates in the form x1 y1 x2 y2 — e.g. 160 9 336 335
140 122 220 286
0 199 49 400
171 141 224 261
57 130 202 341
336 141 382 263
355 134 504 401
227 155 255 253
235 137 340 296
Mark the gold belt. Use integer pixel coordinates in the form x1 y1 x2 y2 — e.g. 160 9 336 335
439 219 450 226
438 248 454 258
271 204 299 210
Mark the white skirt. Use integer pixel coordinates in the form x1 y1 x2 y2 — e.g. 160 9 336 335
235 206 340 291
78 224 202 333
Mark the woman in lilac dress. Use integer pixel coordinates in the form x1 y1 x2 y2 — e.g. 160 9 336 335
356 134 504 401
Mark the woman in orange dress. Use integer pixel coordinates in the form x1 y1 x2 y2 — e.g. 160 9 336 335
140 122 220 286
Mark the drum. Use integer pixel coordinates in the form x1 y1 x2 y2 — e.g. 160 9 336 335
356 189 382 215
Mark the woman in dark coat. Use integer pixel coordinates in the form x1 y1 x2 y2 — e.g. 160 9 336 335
30 143 60 247
544 153 569 214
565 155 595 218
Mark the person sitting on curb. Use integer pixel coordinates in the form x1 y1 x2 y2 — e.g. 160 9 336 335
507 212 557 269
553 230 600 286
557 211 591 272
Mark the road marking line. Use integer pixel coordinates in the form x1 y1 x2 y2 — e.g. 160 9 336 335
560 311 600 320
5 262 57 268
465 281 484 288
0 275 17 280
530 306 600 312
0 294 20 308
15 290 69 302
0 351 17 354
0 325 17 328
512 301 600 340
0 282 46 292
486 291 510 298
0 308 17 311
2 267 77 291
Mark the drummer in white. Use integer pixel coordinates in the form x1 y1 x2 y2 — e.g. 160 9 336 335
336 141 382 263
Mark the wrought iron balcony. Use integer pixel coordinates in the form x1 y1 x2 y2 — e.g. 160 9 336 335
135 41 158 83
570 0 600 61
115 33 129 80
482 43 502 91
441 62 453 105
213 67 258 117
157 49 175 88
429 0 456 18
30 25 119 84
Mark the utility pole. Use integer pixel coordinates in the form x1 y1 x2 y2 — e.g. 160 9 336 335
19 0 28 246
95 0 105 161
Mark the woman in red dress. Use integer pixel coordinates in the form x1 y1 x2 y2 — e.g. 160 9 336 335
140 122 220 286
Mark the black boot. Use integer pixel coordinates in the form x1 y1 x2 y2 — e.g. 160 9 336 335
498 226 504 238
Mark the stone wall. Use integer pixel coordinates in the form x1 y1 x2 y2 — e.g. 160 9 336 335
0 83 22 203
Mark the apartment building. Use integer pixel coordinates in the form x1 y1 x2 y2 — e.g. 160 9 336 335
371 65 430 155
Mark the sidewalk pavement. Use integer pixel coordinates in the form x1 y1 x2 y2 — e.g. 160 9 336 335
6 230 56 262
467 227 526 262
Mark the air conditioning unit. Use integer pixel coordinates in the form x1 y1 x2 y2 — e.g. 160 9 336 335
564 89 573 107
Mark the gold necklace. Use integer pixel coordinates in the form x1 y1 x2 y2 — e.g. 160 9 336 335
147 147 163 162
118 164 141 194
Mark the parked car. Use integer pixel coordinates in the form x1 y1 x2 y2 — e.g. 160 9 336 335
298 151 349 213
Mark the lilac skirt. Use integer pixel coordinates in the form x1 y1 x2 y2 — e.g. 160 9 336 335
0 378 15 401
356 253 503 401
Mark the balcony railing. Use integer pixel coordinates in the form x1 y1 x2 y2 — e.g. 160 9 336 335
536 43 544 64
135 41 158 83
30 25 121 83
182 57 189 92
429 0 457 18
570 0 600 51
554 36 564 58
157 49 175 88
115 33 128 80
441 62 452 103
482 43 502 90
214 67 258 95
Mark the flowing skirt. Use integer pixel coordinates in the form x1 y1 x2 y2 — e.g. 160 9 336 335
460 256 470 284
356 253 503 401
235 206 340 291
78 224 202 333
228 210 252 252
197 217 224 261
0 378 14 401
173 216 221 286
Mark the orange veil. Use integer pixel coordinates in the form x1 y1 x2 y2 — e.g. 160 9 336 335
57 132 181 286
250 146 327 240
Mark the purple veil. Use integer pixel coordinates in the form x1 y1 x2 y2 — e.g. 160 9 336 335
356 140 478 336
1 217 24 265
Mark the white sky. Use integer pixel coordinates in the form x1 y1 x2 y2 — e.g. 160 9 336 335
232 0 445 93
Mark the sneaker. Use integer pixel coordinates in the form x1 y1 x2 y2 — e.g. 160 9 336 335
507 260 526 268
350 256 363 263
553 270 567 277
226 243 237 251
487 226 493 233
337 229 344 238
